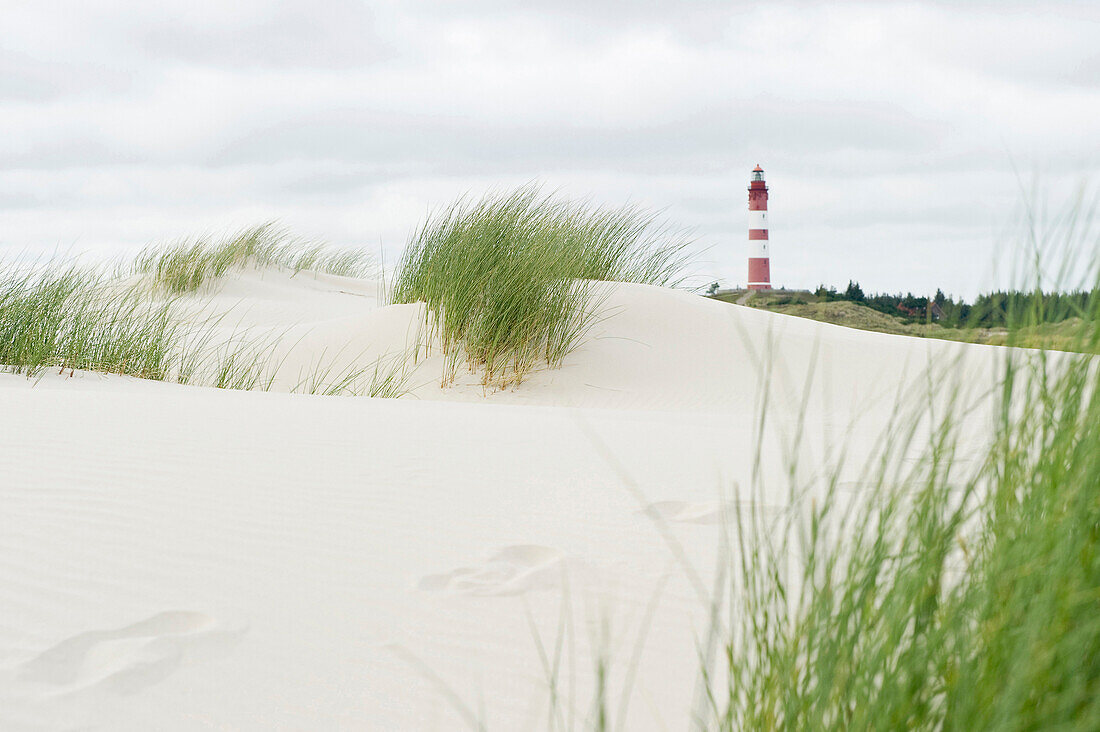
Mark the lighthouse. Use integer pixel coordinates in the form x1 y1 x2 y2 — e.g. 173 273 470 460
747 165 771 290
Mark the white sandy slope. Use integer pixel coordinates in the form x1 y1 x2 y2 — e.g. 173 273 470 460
0 269 1009 730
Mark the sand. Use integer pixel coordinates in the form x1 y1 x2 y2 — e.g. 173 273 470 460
0 269 1007 730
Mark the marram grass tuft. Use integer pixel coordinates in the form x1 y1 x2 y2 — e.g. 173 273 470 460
135 222 374 294
392 186 692 388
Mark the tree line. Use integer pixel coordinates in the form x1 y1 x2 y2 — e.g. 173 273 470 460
815 281 1098 328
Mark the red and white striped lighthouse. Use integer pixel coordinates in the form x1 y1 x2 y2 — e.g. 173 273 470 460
747 164 771 290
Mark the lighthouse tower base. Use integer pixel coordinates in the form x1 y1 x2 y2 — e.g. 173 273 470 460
747 257 771 290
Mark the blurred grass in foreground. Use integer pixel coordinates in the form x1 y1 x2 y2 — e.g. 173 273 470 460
704 195 1100 731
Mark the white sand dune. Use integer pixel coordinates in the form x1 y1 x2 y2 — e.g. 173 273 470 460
1 269 1009 730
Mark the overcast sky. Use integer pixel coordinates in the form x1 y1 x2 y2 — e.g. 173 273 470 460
2 0 1099 296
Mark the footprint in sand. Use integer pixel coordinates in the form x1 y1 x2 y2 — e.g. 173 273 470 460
17 611 245 696
418 544 568 596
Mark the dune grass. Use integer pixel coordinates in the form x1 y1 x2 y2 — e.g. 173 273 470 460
135 222 374 294
0 263 179 379
392 186 692 388
1 233 406 397
288 347 414 398
170 325 414 398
